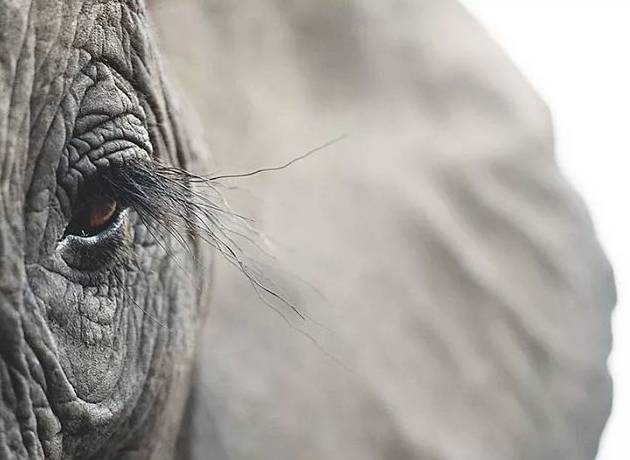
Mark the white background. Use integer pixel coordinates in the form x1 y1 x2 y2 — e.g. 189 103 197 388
460 1 629 458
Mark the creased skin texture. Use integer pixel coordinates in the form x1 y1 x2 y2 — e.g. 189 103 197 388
150 1 615 460
0 1 211 459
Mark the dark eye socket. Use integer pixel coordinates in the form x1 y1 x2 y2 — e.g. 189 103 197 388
63 187 121 238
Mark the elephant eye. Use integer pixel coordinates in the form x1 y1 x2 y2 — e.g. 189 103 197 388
64 191 121 238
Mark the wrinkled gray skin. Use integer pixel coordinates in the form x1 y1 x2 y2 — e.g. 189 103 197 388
0 0 615 459
0 1 211 458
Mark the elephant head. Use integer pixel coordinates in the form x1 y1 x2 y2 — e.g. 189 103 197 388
0 1 215 458
0 0 617 459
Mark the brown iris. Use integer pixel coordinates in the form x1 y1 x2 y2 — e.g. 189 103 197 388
65 192 120 238
87 196 118 232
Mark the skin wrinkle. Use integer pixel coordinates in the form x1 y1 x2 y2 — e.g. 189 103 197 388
2 7 33 210
28 52 152 266
0 1 217 458
1 300 42 458
2 0 33 161
32 2 62 78
27 54 92 194
27 1 87 187
25 56 96 255
27 1 146 199
73 112 145 140
396 183 572 444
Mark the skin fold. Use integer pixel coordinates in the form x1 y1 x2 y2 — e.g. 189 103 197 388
0 0 615 459
0 1 212 458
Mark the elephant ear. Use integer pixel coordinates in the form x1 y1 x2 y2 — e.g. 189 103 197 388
150 1 614 459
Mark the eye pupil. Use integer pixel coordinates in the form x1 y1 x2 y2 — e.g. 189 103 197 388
88 197 117 231
64 193 120 239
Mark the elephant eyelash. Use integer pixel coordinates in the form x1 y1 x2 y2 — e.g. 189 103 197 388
98 135 344 323
101 160 306 320
103 160 234 252
119 136 346 321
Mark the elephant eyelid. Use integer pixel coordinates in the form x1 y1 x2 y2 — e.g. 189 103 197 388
97 160 208 238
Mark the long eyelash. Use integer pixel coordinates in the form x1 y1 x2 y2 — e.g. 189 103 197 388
99 135 347 343
206 134 346 181
102 159 307 320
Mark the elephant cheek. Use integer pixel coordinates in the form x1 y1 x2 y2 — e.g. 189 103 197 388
50 300 125 404
0 283 65 458
28 276 126 404
0 294 44 459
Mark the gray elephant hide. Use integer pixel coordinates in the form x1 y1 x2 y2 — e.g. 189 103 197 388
150 1 614 460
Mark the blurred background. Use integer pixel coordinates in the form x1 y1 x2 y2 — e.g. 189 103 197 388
460 1 629 458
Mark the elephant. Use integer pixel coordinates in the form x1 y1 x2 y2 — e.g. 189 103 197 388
0 0 615 459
